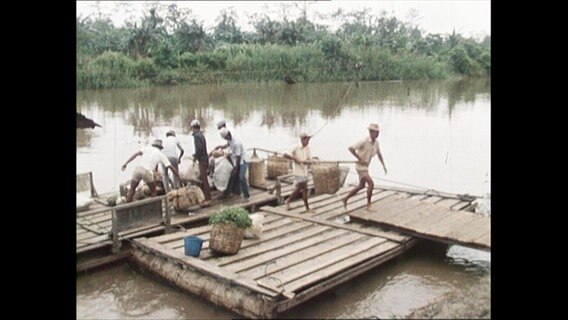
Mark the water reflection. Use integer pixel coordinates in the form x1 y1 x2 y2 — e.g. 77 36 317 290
76 129 94 148
77 78 489 135
129 105 154 137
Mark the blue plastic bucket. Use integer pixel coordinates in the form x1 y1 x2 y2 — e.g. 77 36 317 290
184 236 203 257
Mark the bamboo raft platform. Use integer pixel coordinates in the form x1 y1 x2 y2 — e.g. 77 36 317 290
77 172 315 272
348 192 490 251
129 186 480 318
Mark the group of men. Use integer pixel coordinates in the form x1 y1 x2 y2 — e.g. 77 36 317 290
121 119 251 206
121 120 388 213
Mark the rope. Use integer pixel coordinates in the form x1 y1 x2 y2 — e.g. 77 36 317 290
345 170 481 200
310 82 354 138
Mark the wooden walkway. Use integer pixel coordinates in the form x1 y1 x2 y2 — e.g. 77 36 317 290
129 186 478 318
348 190 490 251
77 174 314 271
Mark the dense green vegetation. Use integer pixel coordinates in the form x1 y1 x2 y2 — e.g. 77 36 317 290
209 207 252 229
77 3 490 89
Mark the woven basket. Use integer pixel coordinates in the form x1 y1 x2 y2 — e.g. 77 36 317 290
248 153 266 188
267 155 289 179
312 162 341 195
166 186 205 212
209 223 245 255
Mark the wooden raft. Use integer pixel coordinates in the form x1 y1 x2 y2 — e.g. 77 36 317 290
77 175 314 257
130 187 423 318
348 191 490 251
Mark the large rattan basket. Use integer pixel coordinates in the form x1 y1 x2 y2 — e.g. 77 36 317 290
248 151 266 188
209 223 245 255
312 162 341 195
267 155 289 179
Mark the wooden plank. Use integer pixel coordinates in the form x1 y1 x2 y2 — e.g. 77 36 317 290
77 251 131 272
259 236 387 287
422 196 442 203
421 211 483 237
133 238 280 298
446 214 489 238
451 201 472 211
475 232 490 247
78 210 112 223
121 225 165 239
77 233 110 245
283 241 400 293
239 232 368 280
76 222 110 235
453 218 490 242
309 190 397 222
256 280 295 299
374 201 444 227
410 194 429 201
286 189 352 211
118 223 164 237
77 230 106 241
168 215 312 251
76 240 114 253
372 197 427 221
78 219 112 231
167 186 288 226
167 192 396 251
77 195 166 218
301 192 410 242
348 194 422 223
261 206 405 243
434 198 463 209
405 206 459 231
215 226 338 267
376 185 482 200
347 192 413 222
225 229 352 273
196 220 320 259
275 238 419 313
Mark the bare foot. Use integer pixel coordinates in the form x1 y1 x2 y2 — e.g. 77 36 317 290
366 205 378 212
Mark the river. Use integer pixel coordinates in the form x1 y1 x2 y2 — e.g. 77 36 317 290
77 77 490 319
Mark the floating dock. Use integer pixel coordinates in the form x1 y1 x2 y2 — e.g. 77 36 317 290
349 193 490 250
77 172 315 272
129 186 482 318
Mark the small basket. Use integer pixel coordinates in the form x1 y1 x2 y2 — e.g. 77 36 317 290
209 223 245 255
267 155 289 179
248 150 266 188
312 162 341 195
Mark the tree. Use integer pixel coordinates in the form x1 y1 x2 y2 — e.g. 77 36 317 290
213 9 244 44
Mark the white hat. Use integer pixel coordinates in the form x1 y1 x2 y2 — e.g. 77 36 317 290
219 127 230 139
216 119 226 129
190 119 200 127
151 139 163 149
368 123 380 132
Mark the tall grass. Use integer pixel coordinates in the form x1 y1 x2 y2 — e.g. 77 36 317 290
77 43 476 89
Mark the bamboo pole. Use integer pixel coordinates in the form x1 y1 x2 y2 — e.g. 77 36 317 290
246 148 357 164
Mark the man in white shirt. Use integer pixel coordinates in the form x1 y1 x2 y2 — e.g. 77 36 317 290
283 132 314 212
161 130 184 192
121 139 182 203
342 123 387 211
214 128 251 202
